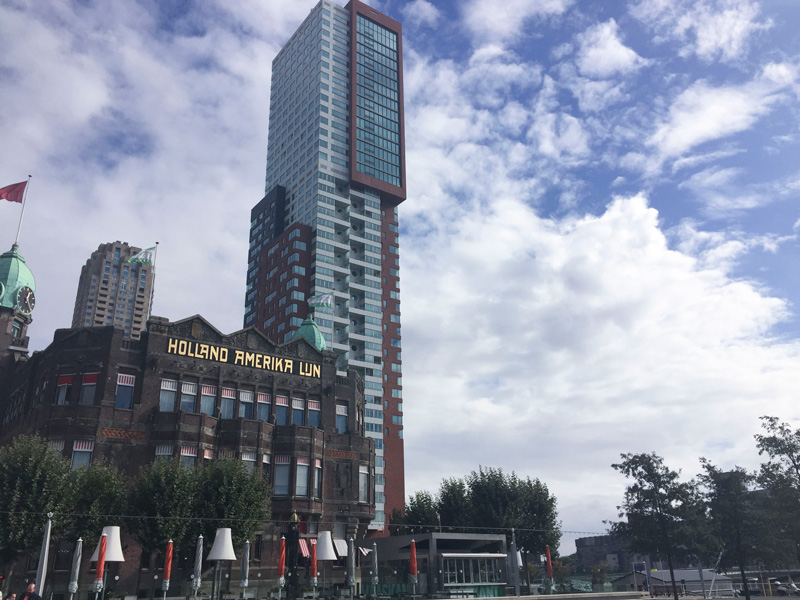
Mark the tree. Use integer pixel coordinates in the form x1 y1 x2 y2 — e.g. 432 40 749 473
390 491 439 533
464 467 560 553
611 452 705 600
70 461 129 547
754 416 800 568
127 458 199 555
397 467 561 556
0 435 75 570
699 461 765 600
194 459 271 548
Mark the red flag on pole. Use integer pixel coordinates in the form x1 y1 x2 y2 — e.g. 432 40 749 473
277 536 286 577
545 545 553 580
0 181 27 204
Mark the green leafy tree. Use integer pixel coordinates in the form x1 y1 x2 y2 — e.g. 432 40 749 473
194 459 271 548
755 416 800 568
0 435 75 571
398 467 561 556
127 458 198 555
70 461 129 547
463 467 560 553
390 491 439 533
611 452 705 600
437 477 471 528
698 460 771 600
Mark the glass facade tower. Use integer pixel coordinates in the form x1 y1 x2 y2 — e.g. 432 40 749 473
245 0 405 531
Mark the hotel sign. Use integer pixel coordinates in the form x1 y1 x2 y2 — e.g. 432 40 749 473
166 338 321 378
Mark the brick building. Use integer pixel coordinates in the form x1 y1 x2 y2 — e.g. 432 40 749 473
0 313 375 599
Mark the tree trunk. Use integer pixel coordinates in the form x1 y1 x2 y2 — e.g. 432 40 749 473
667 552 680 600
739 565 751 600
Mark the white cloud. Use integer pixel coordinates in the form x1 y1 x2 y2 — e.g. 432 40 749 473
401 0 441 28
403 192 799 542
575 19 650 79
461 0 574 45
647 65 797 162
631 0 772 63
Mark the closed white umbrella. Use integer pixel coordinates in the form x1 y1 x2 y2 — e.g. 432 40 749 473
68 537 83 600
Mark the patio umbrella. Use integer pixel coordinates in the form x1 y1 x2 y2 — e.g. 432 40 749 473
162 540 173 597
371 542 379 588
409 539 418 587
192 534 204 597
36 513 53 593
545 545 554 592
94 533 108 595
508 530 521 596
310 540 318 587
278 536 286 585
241 540 250 590
347 539 355 589
68 538 82 600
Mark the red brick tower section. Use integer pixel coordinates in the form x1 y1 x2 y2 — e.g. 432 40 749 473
381 204 404 524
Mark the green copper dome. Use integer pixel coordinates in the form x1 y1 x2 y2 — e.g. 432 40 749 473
292 314 326 351
0 244 36 309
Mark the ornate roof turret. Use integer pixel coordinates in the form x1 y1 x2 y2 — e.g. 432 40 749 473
292 314 326 351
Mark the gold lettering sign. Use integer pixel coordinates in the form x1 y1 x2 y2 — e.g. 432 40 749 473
165 337 321 378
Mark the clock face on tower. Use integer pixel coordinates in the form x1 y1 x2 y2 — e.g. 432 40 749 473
16 285 35 314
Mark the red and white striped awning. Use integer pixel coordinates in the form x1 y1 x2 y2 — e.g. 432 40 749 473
73 440 94 451
299 539 310 558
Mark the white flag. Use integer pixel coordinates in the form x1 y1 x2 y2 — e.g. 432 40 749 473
128 246 156 265
308 292 333 308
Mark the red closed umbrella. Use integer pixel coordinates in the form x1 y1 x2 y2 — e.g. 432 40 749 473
545 545 554 581
278 536 286 578
409 539 417 577
162 540 173 594
95 534 108 591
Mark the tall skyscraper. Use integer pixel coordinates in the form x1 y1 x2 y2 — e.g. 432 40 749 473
72 241 155 339
245 0 405 531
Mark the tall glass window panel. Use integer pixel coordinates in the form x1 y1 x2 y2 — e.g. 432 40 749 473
359 465 369 502
314 459 323 498
160 379 177 412
296 457 310 496
275 395 289 425
221 388 235 419
274 457 290 495
180 382 197 412
239 390 254 419
79 373 98 405
200 385 216 415
292 398 305 425
115 374 135 409
308 400 321 427
257 392 271 421
336 404 348 434
56 375 73 405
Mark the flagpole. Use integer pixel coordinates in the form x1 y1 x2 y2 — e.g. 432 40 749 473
149 242 158 320
14 175 32 246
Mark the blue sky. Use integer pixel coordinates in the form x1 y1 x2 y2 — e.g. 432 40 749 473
2 0 800 554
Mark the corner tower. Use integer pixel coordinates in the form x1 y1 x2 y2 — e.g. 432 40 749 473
0 244 36 362
245 0 405 532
